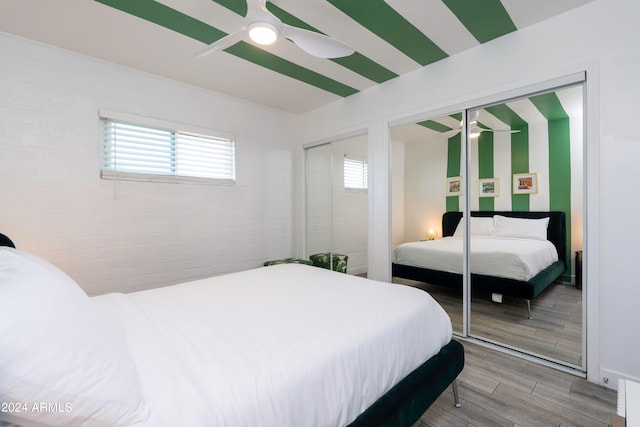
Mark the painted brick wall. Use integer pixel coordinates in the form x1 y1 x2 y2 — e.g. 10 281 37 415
0 33 299 295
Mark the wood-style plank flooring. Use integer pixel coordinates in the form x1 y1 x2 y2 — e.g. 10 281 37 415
413 340 617 427
393 278 583 367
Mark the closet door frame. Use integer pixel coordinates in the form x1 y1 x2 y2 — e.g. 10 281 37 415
388 71 593 377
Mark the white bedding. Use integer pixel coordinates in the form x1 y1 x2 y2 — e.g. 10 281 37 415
393 236 559 281
92 263 452 427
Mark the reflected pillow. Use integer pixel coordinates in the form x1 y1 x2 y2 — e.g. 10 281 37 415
493 215 550 240
453 216 495 237
0 247 149 427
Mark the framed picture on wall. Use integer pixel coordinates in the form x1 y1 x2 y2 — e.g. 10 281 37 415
512 173 538 194
446 176 462 196
479 178 499 197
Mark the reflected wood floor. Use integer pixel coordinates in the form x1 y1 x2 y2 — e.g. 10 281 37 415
413 340 616 427
393 278 582 366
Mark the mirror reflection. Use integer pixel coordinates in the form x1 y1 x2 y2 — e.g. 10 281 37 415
391 113 465 334
391 83 584 368
468 86 583 367
306 133 369 277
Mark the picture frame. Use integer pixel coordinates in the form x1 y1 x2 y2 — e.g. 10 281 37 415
512 172 538 194
479 178 499 197
446 176 462 196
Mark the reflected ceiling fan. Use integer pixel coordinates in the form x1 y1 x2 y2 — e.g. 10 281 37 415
196 0 355 59
443 111 521 138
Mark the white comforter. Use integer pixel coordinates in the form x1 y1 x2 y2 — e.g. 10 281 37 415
394 236 559 281
92 263 452 427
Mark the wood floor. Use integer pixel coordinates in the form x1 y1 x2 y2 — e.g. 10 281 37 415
413 340 617 427
393 278 583 367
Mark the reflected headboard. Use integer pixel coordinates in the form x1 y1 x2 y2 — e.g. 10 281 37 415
0 233 16 248
442 211 568 268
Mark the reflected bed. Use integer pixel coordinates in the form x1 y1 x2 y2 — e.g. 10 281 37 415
392 211 567 318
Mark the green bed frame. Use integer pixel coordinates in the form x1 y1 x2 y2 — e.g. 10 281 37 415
348 339 464 427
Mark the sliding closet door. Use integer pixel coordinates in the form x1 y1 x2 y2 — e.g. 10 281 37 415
389 75 586 372
390 113 465 334
306 144 333 264
468 84 585 369
305 133 369 275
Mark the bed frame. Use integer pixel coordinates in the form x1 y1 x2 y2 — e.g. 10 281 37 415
1 233 464 427
392 211 567 319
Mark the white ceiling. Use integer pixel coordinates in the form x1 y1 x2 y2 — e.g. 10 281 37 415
0 0 594 114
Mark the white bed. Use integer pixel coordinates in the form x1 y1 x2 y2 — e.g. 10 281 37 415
392 212 568 319
0 245 458 427
394 235 559 281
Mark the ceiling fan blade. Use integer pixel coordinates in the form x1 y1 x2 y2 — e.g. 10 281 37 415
246 0 268 15
482 128 521 134
282 26 354 58
442 129 462 138
196 31 246 58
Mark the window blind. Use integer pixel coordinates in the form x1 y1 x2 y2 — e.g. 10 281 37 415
344 157 368 190
99 116 235 185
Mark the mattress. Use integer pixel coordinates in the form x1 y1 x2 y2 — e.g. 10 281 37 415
394 236 559 281
91 263 452 427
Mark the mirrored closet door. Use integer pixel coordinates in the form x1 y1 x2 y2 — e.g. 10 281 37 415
305 133 368 276
390 113 465 334
390 75 586 372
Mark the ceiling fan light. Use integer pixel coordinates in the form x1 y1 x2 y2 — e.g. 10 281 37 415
469 126 482 139
248 22 278 45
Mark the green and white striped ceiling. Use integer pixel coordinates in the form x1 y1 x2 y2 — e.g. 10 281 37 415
0 0 593 113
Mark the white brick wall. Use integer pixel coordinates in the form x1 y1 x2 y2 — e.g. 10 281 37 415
0 33 299 295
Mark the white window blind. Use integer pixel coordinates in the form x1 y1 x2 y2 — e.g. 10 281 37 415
344 157 368 190
99 113 235 185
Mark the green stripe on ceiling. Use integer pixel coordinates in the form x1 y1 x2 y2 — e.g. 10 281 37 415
510 127 530 211
478 131 494 211
419 113 462 132
547 118 572 279
531 92 572 278
95 0 224 43
327 0 448 66
485 104 531 210
484 104 527 128
224 42 357 97
529 92 569 121
446 133 462 212
418 120 454 133
332 53 398 83
212 0 246 16
442 0 517 43
265 3 397 83
95 0 358 98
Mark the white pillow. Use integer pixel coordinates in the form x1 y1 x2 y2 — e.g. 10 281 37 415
453 216 495 237
493 215 550 240
0 247 150 427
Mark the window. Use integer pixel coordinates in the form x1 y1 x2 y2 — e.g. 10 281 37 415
343 157 368 191
99 111 235 185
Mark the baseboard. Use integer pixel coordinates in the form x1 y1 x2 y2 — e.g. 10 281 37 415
600 368 640 390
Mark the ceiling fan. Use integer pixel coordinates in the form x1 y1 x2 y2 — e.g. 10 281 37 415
196 0 355 59
444 111 521 138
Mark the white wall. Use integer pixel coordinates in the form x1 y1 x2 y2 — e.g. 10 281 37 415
402 138 447 242
0 32 299 296
391 141 405 249
298 0 640 386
